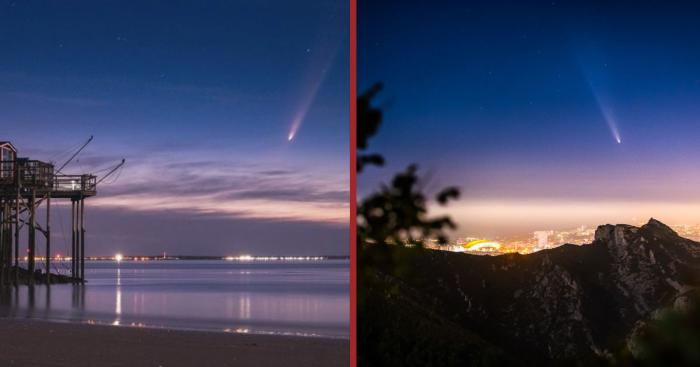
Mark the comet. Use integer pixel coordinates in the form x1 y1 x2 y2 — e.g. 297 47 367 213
595 98 622 144
286 64 330 143
286 10 342 143
288 118 300 141
577 48 623 145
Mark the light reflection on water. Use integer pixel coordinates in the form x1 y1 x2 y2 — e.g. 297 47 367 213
0 260 349 338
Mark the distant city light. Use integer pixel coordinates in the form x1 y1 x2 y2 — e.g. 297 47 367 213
424 222 700 255
114 253 123 262
463 239 501 252
223 255 326 261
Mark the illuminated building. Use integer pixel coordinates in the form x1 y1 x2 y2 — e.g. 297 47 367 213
463 239 501 253
533 231 553 251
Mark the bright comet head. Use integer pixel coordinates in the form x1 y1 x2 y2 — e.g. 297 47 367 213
288 115 302 142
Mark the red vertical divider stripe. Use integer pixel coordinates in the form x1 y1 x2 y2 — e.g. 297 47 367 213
349 0 357 365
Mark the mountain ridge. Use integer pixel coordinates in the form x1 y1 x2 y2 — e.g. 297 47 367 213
359 218 700 365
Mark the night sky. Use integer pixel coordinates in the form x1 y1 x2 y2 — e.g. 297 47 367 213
1 1 348 256
360 1 700 237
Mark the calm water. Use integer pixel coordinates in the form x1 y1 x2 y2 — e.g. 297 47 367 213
0 260 349 338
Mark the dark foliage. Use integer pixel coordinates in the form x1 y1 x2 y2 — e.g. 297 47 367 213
357 84 465 365
357 84 459 248
359 260 513 367
359 164 458 247
357 83 383 151
621 292 700 367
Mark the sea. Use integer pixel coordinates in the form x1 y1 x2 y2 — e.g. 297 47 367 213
0 259 349 339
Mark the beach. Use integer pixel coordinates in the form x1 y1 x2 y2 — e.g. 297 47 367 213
0 318 349 367
1 260 349 338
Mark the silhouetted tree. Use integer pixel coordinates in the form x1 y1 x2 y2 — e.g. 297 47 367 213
357 83 384 173
614 292 700 367
357 85 509 367
357 83 459 248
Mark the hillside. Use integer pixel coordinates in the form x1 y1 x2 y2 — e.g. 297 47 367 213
359 219 700 365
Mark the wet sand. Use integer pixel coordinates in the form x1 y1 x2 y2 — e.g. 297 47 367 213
0 318 349 367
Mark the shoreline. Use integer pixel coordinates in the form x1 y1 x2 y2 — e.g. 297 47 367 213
14 315 349 340
0 317 349 367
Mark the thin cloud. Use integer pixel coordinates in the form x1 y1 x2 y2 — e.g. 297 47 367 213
92 154 348 224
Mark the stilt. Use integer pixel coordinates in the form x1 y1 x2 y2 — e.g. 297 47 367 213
2 201 7 285
14 193 19 285
71 200 76 282
80 197 85 282
45 195 51 284
0 201 5 285
27 284 35 311
45 283 51 309
3 202 8 284
28 191 36 285
5 201 10 284
5 201 11 284
7 202 11 277
75 199 80 281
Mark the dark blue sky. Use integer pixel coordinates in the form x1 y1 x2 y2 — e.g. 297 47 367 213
1 0 348 255
359 1 700 235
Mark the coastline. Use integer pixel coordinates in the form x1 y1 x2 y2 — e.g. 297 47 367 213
0 318 349 367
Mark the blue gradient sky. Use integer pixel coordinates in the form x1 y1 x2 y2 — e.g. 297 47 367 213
1 1 348 255
359 1 700 236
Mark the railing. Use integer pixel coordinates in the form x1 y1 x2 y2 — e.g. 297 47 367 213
0 160 96 195
0 159 53 187
0 160 16 184
53 175 97 194
18 159 54 188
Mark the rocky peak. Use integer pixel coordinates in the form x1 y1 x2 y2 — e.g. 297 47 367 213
595 218 679 247
594 223 635 246
594 218 700 262
640 217 678 237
